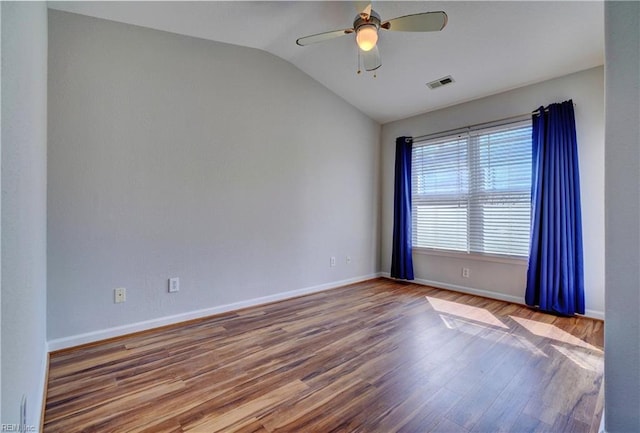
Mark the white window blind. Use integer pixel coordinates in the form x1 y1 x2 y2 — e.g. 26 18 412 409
412 119 532 258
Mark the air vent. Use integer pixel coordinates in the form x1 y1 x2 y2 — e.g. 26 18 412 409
427 75 455 90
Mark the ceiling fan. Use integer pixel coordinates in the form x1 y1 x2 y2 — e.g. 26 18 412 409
296 4 448 73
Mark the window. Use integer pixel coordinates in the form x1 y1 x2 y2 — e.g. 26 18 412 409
412 119 532 258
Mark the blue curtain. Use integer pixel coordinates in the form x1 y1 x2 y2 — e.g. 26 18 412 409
526 100 585 315
391 136 414 280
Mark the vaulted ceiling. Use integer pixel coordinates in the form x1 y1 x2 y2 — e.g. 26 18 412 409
48 1 604 123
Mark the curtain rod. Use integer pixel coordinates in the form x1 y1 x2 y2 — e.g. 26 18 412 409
413 103 577 142
413 112 530 142
531 102 577 115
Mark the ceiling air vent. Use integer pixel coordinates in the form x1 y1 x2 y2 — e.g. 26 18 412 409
427 75 455 90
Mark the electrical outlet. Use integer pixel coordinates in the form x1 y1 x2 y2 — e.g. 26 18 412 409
346 256 352 264
462 268 470 278
169 277 180 293
114 287 126 303
330 257 336 267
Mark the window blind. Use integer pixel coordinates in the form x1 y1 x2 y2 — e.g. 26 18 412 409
412 119 532 258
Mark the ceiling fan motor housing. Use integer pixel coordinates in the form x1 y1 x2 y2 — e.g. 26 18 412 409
354 10 381 32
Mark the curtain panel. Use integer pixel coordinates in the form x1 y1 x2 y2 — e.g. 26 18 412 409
391 136 415 280
526 100 585 315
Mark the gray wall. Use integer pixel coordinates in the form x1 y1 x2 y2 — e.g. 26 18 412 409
1 1 48 428
605 2 640 432
380 67 605 318
47 10 380 342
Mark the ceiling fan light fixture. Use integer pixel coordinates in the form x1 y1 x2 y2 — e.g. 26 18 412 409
356 25 378 51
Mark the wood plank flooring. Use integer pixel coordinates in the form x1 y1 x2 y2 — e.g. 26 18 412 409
44 278 604 433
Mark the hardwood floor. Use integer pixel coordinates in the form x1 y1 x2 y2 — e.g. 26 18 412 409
44 279 604 433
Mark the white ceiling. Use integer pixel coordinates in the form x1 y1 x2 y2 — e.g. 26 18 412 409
48 1 604 124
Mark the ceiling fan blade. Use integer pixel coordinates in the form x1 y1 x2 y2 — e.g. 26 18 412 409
296 28 354 46
362 45 381 71
381 11 448 32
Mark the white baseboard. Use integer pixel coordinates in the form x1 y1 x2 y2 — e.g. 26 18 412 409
47 274 381 352
585 308 605 321
47 271 602 352
380 273 524 304
379 273 605 320
413 276 526 304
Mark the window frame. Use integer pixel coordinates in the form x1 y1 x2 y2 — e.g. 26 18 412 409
411 117 532 261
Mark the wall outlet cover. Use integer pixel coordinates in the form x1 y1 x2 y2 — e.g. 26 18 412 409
169 277 180 293
114 287 126 303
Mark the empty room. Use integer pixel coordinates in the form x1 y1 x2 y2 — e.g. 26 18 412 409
1 1 638 432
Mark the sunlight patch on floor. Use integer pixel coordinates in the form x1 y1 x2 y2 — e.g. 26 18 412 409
426 296 509 329
510 316 602 352
439 314 548 357
551 344 603 372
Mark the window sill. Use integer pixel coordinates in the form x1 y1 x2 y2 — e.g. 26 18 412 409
412 247 528 266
